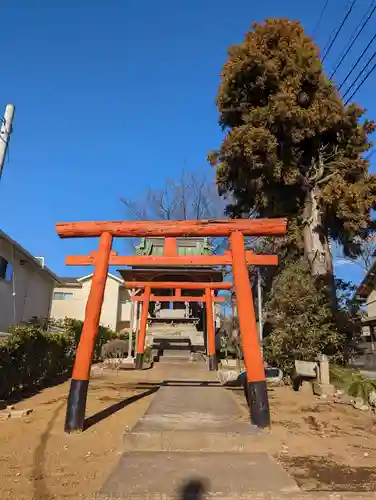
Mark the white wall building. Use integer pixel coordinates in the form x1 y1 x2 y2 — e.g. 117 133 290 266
50 273 134 332
0 230 59 332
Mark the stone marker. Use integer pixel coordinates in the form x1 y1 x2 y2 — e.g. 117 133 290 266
313 354 335 396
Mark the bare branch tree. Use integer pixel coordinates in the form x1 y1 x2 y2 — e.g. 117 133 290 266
120 168 228 253
121 168 225 222
334 236 376 273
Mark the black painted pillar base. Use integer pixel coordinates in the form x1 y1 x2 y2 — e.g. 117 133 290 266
64 379 89 433
208 354 217 371
247 380 270 429
135 353 144 370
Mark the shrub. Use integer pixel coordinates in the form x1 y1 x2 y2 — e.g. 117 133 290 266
0 325 75 400
263 259 344 375
101 339 129 359
50 318 129 361
143 345 153 365
0 318 131 400
330 365 376 402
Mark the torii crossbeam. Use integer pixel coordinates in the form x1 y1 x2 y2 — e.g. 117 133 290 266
56 218 287 434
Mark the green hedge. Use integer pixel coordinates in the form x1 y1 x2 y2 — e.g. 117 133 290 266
0 318 130 400
0 325 75 400
61 318 129 361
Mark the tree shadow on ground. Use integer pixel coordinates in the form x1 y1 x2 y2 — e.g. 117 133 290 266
5 372 72 405
83 387 159 430
135 380 219 388
33 401 65 500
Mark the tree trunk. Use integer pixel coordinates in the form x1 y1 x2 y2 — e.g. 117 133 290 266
303 185 333 277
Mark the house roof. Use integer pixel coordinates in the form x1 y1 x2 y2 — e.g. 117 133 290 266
0 230 60 283
57 277 82 288
57 272 124 288
355 260 376 299
78 272 124 284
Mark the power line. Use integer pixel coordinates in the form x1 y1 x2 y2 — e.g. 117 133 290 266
344 58 376 104
313 0 330 37
330 1 376 78
342 50 376 98
322 0 357 62
338 33 376 90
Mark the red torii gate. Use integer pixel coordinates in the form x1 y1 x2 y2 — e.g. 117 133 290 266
56 218 287 433
124 281 233 371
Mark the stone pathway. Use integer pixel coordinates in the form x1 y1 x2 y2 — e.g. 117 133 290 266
96 363 299 499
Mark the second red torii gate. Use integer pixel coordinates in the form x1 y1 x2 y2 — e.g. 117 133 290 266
56 217 287 433
125 281 233 371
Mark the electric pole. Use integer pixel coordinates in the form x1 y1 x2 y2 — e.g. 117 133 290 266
0 104 15 181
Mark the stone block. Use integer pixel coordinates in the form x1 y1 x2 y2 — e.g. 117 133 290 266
220 359 239 368
10 409 33 418
312 382 335 396
294 360 317 378
301 381 314 394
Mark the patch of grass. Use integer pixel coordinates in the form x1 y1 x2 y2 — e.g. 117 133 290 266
330 365 376 402
329 365 355 390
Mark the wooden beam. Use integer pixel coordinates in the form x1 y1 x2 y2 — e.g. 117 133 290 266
123 281 232 290
65 250 279 267
132 294 225 303
164 237 177 256
56 218 287 238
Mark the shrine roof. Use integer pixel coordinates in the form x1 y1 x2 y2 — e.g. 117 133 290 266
118 267 223 283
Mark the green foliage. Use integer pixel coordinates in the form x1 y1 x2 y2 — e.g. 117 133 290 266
209 18 376 255
0 325 75 400
208 18 373 371
219 316 243 359
52 317 128 362
330 365 376 402
263 259 343 373
0 318 130 400
143 345 153 366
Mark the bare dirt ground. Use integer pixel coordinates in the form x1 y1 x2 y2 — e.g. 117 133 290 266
1 364 376 499
0 368 161 500
232 384 376 492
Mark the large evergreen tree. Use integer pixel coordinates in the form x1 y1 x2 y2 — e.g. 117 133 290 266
208 19 376 279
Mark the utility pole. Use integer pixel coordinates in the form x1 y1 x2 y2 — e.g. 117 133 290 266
257 268 263 356
0 104 15 180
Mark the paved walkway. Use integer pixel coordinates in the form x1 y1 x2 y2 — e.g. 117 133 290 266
96 361 299 499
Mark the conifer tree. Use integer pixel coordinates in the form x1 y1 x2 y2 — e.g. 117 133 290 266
209 19 376 279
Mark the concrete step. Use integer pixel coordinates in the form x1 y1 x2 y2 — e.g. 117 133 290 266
123 384 263 452
124 427 264 453
159 350 192 362
96 492 376 500
97 451 299 498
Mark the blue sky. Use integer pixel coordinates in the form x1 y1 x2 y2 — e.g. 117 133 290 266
0 0 375 284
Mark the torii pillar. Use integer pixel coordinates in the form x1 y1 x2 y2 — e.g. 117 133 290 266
230 231 269 428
